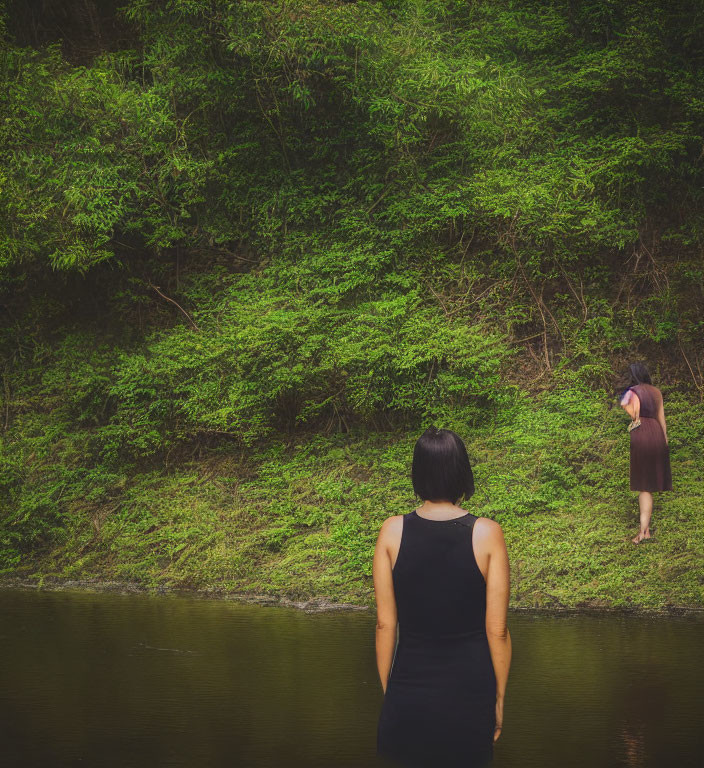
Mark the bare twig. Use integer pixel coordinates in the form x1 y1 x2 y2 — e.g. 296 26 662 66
366 186 392 216
557 261 588 322
426 282 450 316
513 251 552 369
678 337 704 400
148 283 200 331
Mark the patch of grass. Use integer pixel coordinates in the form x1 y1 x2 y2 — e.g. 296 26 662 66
7 387 703 610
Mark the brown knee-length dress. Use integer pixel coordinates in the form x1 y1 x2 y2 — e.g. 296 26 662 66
626 383 672 492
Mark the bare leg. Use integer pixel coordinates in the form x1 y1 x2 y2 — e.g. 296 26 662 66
632 492 653 543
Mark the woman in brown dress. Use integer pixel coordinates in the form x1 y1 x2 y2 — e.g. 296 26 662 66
618 363 672 544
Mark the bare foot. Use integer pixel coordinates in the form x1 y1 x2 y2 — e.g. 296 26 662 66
632 532 645 544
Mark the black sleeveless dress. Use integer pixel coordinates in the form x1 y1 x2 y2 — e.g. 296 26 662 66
377 510 496 767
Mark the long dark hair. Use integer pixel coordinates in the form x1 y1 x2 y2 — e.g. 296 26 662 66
610 362 652 407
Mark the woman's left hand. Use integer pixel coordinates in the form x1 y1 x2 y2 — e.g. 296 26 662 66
494 698 504 742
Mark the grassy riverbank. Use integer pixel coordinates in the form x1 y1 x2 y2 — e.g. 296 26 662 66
6 384 703 611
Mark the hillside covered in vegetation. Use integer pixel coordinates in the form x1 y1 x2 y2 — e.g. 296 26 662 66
1 0 703 608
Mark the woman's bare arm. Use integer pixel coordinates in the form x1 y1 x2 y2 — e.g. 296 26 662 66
373 518 400 694
657 397 668 443
476 519 512 742
621 391 640 422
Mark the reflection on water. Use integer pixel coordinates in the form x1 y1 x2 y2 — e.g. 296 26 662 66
0 588 702 767
619 672 666 767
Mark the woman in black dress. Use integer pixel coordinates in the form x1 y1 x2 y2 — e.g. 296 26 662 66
374 427 511 767
618 362 672 544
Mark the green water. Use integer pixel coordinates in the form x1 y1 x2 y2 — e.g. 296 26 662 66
1 588 702 767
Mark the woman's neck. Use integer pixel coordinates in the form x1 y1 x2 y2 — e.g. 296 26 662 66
416 499 466 519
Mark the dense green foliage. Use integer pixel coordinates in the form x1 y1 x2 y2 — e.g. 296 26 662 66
1 0 703 607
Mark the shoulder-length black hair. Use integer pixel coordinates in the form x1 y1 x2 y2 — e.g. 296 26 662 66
411 427 475 504
610 361 652 406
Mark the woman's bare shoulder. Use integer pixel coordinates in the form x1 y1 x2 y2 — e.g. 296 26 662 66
473 516 504 543
378 514 404 540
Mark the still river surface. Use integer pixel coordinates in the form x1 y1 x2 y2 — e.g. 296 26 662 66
1 588 702 767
